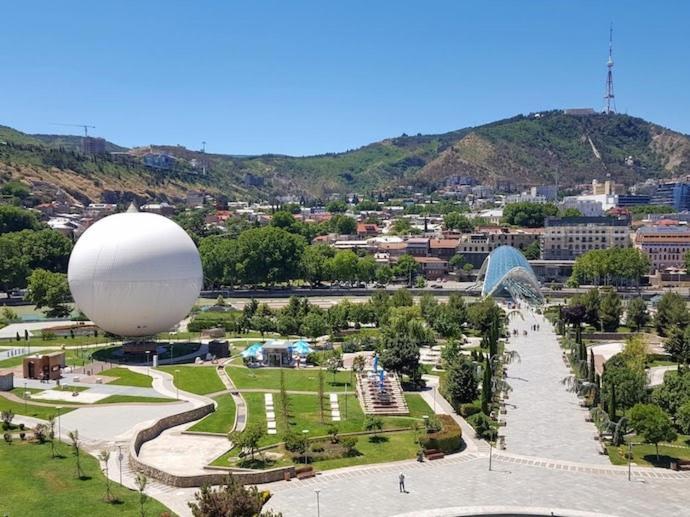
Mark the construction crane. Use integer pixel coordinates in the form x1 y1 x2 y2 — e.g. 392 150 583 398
52 123 96 137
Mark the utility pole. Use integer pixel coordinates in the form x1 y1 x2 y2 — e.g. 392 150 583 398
604 23 616 114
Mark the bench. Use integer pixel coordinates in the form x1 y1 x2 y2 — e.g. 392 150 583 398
296 469 316 480
671 460 690 471
424 449 445 460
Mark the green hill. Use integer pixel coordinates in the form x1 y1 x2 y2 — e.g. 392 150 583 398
1 111 689 204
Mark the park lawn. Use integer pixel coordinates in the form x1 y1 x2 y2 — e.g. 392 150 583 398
95 395 174 405
0 441 170 517
211 430 420 472
0 355 26 368
10 387 44 395
99 367 153 387
0 396 75 420
157 365 225 395
607 442 690 468
404 393 435 419
226 366 354 392
188 394 237 434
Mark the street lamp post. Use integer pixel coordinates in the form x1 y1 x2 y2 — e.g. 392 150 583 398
302 429 310 465
628 441 633 481
315 489 321 517
145 351 151 374
432 385 436 413
23 381 28 413
57 406 62 440
118 445 124 485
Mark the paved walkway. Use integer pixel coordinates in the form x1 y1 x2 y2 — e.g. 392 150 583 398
502 310 607 463
263 452 690 517
648 365 677 387
217 360 247 432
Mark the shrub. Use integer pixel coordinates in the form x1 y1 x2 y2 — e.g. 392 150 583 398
425 415 442 433
3 433 11 444
467 412 496 441
420 415 463 453
283 431 309 454
19 432 25 441
460 402 481 418
341 436 358 456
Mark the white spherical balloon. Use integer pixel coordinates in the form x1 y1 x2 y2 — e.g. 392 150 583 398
68 211 203 337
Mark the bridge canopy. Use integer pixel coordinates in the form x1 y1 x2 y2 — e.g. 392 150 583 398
479 245 543 305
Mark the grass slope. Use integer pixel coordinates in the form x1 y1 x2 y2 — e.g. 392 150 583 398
157 365 225 395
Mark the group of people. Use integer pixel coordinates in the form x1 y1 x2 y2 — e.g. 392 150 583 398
531 323 540 331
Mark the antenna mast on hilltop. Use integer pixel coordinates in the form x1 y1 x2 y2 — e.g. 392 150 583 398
604 23 616 114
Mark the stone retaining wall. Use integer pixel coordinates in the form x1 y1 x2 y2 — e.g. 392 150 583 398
128 402 295 487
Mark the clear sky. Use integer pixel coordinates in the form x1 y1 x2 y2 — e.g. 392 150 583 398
2 1 689 156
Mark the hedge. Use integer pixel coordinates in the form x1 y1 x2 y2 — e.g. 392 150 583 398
421 414 463 453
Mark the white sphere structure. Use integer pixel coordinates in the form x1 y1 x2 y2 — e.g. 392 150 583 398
68 211 203 337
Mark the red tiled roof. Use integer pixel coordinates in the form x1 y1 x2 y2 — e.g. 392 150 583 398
429 239 459 249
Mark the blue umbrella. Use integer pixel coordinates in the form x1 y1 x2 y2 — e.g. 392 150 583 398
241 343 264 358
292 340 312 355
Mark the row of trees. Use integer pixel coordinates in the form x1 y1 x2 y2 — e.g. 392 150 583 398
200 226 425 288
568 247 650 287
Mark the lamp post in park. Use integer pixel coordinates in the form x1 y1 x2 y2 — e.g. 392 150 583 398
314 489 321 517
56 406 62 440
118 445 124 485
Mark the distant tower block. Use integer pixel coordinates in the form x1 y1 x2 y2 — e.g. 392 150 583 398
604 23 616 114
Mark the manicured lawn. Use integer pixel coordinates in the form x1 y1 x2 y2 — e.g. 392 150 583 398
226 366 354 392
95 395 174 405
404 393 435 419
608 436 690 468
0 396 75 420
188 394 237 434
157 365 225 395
211 429 419 472
99 367 153 387
0 354 27 368
0 440 170 516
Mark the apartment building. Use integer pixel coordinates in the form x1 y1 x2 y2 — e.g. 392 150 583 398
634 223 690 272
541 216 630 260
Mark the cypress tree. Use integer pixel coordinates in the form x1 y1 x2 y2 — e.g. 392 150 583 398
594 373 601 406
481 358 492 415
588 350 596 383
609 382 617 421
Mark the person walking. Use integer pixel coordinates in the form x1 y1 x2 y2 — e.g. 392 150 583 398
399 473 406 493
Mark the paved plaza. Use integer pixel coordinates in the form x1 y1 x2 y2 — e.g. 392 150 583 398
264 453 690 517
502 310 607 463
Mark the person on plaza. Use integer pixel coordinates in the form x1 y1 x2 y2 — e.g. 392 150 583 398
399 473 406 493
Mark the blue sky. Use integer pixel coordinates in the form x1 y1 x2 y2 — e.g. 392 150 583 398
2 1 689 155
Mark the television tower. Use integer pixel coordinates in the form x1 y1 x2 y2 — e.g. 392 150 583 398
604 23 616 114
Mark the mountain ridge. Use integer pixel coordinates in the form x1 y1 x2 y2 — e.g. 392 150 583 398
1 110 690 205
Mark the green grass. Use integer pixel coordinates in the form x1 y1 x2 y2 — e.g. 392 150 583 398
226 366 354 392
0 440 170 516
99 367 153 387
0 396 75 420
404 393 435 418
157 365 225 395
95 395 174 405
608 441 690 468
188 394 237 434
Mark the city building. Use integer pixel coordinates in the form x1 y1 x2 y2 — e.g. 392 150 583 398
429 238 460 260
356 223 379 237
651 182 690 211
186 190 205 207
23 352 65 381
616 194 651 207
479 246 543 304
413 256 449 280
559 197 604 217
634 223 690 272
141 202 176 217
541 216 630 260
591 179 618 195
457 228 542 268
405 237 430 257
81 136 106 155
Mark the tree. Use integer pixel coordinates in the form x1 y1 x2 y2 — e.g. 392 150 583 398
301 311 328 339
26 269 71 317
481 357 492 415
629 403 677 462
653 369 690 420
229 424 265 461
6 229 73 272
326 199 348 213
325 356 340 384
626 297 648 331
448 254 465 270
579 288 601 330
676 400 690 434
199 236 240 287
135 473 148 517
270 210 296 229
380 333 420 381
394 255 418 286
523 240 541 260
189 476 282 517
444 355 478 407
357 255 377 284
363 416 383 436
329 214 357 235
443 212 473 232
569 247 649 287
390 287 413 307
98 449 113 502
69 430 84 479
236 227 306 286
502 202 558 228
0 236 30 293
1 410 14 430
300 244 334 286
375 265 393 285
468 298 503 334
0 205 40 233
655 292 689 336
329 250 359 283
664 327 690 365
599 289 622 332
601 354 647 414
